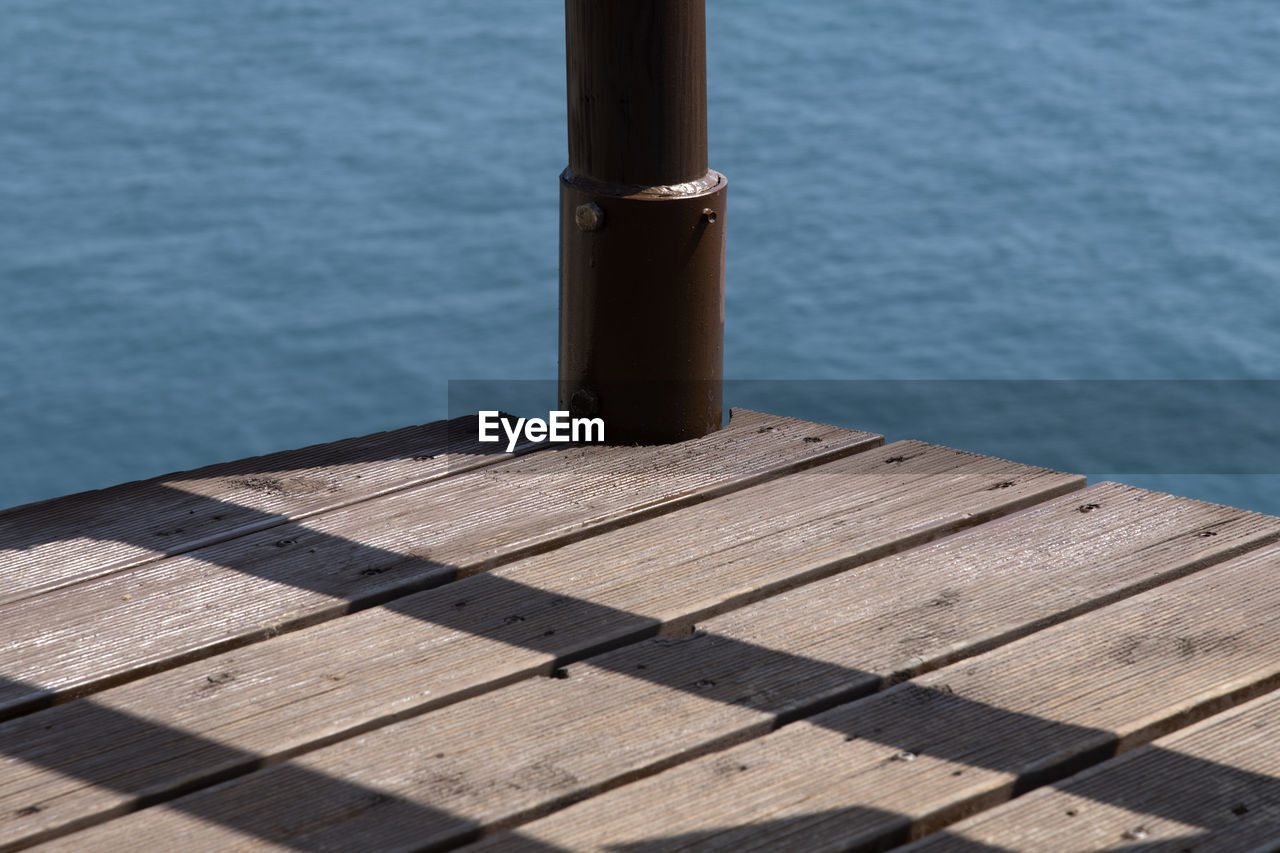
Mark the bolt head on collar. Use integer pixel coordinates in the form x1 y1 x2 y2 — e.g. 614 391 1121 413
575 203 605 232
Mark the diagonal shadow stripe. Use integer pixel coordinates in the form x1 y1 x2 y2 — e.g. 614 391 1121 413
6 574 1279 851
2 434 1273 848
602 808 993 853
901 723 1280 853
0 414 527 604
1 437 1041 721
1 516 483 720
1 408 866 607
0 673 480 852
491 740 1280 849
0 624 987 851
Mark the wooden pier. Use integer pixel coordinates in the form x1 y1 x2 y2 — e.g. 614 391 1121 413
2 409 1279 851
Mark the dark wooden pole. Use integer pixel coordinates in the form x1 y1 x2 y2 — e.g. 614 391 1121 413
559 0 726 443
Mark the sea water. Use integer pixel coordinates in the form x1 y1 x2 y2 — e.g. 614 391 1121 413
2 0 1276 512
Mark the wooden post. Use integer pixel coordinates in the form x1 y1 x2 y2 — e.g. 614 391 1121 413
559 0 726 443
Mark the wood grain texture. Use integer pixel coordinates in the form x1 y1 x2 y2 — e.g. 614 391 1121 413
0 415 517 605
24 484 1280 852
904 689 1280 852
0 443 1087 849
472 541 1280 853
0 410 881 721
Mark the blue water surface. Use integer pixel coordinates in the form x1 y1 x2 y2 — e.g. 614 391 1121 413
2 1 1276 512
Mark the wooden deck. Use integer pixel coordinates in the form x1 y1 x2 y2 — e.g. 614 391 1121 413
2 409 1278 852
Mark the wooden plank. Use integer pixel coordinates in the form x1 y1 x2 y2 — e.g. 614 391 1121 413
0 415 517 605
0 443 1091 849
903 689 1280 852
0 409 881 721
466 540 1280 852
16 484 1279 851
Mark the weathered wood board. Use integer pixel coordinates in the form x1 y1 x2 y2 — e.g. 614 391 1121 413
17 486 1279 851
0 443 1091 849
904 689 1280 852
468 541 1280 852
0 411 878 721
1 415 510 604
